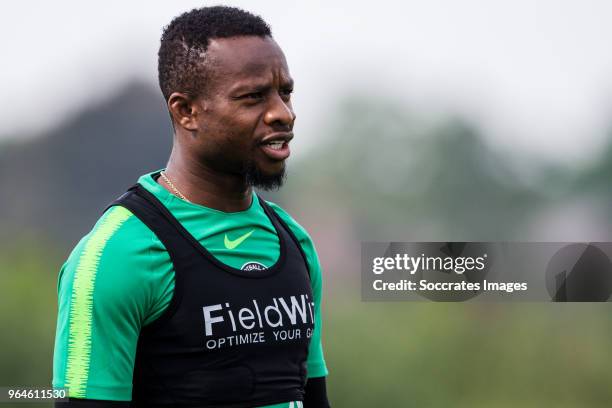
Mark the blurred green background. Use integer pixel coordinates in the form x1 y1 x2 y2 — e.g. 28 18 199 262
2 84 612 407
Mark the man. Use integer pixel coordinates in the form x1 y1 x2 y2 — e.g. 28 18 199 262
53 6 330 408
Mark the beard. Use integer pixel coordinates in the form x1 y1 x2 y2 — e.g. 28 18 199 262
243 160 287 191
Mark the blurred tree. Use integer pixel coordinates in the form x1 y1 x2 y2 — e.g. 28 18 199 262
285 96 544 241
0 81 172 248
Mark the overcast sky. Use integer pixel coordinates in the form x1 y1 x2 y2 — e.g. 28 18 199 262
2 0 612 162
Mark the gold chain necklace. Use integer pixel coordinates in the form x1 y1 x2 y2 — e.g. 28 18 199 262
160 171 191 203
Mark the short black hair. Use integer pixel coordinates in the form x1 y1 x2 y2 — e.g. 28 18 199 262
158 6 272 101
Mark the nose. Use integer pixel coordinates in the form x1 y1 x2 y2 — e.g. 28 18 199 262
263 94 295 127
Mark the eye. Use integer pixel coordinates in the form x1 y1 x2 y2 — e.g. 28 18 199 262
280 88 293 100
244 91 264 100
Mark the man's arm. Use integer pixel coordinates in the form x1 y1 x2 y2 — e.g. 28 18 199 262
304 377 331 408
268 202 330 405
53 206 173 406
300 240 331 408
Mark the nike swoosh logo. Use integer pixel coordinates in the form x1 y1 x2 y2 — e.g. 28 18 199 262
224 229 255 250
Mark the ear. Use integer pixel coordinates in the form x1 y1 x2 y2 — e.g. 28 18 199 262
167 92 201 131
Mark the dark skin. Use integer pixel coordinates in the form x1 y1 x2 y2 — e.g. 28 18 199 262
160 35 296 212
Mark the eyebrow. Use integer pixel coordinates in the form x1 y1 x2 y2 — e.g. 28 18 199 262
231 78 294 94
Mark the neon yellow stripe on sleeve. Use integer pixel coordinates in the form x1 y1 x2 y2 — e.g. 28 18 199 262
65 206 132 398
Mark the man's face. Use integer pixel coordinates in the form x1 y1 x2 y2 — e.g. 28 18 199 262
188 35 295 190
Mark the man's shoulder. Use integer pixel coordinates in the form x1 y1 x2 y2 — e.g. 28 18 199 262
84 205 154 248
265 200 324 288
63 205 156 273
265 200 313 246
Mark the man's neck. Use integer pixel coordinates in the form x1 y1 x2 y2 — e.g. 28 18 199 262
160 153 253 213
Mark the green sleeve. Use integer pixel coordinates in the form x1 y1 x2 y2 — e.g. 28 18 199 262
268 202 329 378
52 206 173 401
